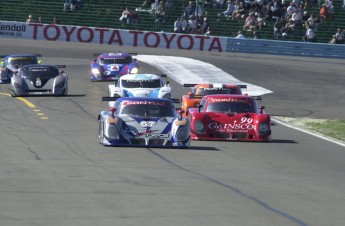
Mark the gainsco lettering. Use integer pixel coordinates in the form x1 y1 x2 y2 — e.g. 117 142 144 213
208 117 255 131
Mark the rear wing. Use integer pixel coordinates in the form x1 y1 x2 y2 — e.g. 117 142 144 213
0 54 42 58
102 96 180 103
55 65 66 68
93 52 138 56
183 83 247 89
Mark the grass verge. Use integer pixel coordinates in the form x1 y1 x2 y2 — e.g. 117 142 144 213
273 117 345 143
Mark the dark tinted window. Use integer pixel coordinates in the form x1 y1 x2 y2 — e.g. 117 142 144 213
198 87 240 95
120 103 173 117
8 56 38 67
122 79 161 88
101 56 132 65
20 66 59 78
206 102 254 113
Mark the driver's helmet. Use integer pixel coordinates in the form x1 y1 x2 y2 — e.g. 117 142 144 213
148 106 160 115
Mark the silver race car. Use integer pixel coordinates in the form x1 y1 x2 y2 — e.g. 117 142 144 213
11 64 68 97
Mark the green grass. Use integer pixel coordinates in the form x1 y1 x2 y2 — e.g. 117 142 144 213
305 119 345 142
274 117 345 143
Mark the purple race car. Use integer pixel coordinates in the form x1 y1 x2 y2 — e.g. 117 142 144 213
90 52 139 81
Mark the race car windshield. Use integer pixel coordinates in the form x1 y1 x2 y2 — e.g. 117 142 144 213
120 104 173 117
198 88 238 95
21 67 59 78
122 79 161 88
101 57 132 65
206 102 254 113
8 57 37 67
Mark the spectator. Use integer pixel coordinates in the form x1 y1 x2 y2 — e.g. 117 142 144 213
243 12 257 31
201 17 209 34
343 0 345 10
75 0 83 10
26 15 34 24
37 16 43 24
119 7 132 24
253 31 261 39
324 0 333 18
64 0 70 11
173 17 182 33
319 4 329 21
286 2 298 19
273 17 284 39
184 1 195 20
204 0 213 8
150 0 160 16
222 0 235 18
304 25 315 42
213 0 225 9
52 16 60 24
334 28 344 44
131 11 139 23
141 0 153 8
291 10 302 26
205 27 212 36
232 2 246 21
235 30 246 38
256 13 266 30
264 4 273 21
154 0 167 23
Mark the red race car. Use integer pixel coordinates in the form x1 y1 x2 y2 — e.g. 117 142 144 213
181 83 246 117
188 94 271 142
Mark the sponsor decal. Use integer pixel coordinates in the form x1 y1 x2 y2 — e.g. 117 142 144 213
208 117 255 132
140 121 155 127
0 23 25 37
28 24 224 52
210 98 250 103
123 101 167 106
36 78 42 86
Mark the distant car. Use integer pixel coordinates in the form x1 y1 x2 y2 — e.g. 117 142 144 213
98 97 191 148
11 64 68 97
188 94 271 142
90 52 139 81
0 54 42 83
181 83 246 117
108 73 172 99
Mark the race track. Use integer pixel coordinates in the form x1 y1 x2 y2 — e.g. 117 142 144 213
0 38 344 226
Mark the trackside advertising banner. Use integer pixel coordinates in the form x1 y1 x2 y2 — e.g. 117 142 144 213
0 21 226 52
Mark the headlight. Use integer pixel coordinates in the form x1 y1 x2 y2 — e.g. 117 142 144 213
106 124 120 139
92 68 100 75
55 82 65 88
194 120 205 132
176 126 189 141
259 123 269 134
162 93 171 99
130 67 139 74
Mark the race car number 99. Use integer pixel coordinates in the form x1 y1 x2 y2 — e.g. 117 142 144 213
140 121 155 127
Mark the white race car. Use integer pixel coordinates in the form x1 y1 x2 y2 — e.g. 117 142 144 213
108 73 172 99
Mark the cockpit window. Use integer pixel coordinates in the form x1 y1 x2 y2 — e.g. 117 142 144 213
121 79 161 88
20 66 59 78
206 102 254 113
8 57 38 68
120 103 173 117
100 56 132 65
198 87 240 95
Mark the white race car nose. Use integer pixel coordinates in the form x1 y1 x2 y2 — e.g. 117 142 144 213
130 89 152 97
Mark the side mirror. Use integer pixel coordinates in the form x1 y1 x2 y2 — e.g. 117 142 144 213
178 109 185 118
165 81 170 87
0 62 5 68
38 60 42 64
259 106 265 114
109 107 117 117
198 104 203 112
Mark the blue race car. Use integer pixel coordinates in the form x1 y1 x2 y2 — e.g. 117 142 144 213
90 52 139 81
98 97 191 148
0 54 42 83
108 73 172 99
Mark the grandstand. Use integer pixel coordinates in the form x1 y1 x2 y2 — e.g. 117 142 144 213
0 0 343 43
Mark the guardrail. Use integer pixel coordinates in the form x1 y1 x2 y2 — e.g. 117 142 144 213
226 38 345 59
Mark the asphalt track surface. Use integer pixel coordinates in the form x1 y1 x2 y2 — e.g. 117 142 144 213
0 38 344 226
